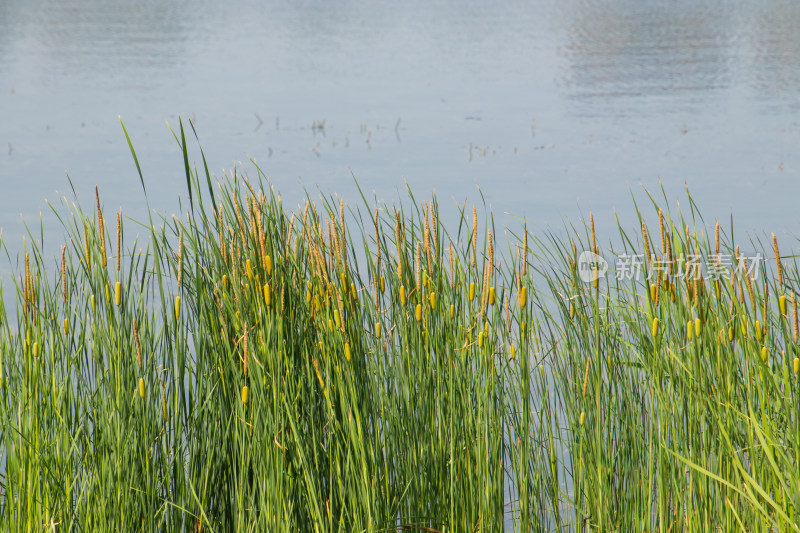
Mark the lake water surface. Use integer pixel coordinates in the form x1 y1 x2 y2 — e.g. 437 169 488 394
2 0 800 267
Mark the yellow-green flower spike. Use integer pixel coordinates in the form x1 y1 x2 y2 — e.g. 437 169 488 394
686 320 693 341
114 281 122 307
241 385 249 405
760 346 768 363
478 331 484 347
449 304 455 319
63 318 69 335
780 295 787 316
306 289 312 304
375 322 382 338
651 317 659 338
415 304 422 322
344 342 351 362
741 317 747 337
580 411 585 425
265 255 273 276
794 357 799 375
519 286 527 309
755 321 762 342
488 287 496 306
138 378 145 399
334 310 341 328
510 344 516 360
694 318 702 338
263 284 271 307
429 292 436 310
400 285 407 306
33 342 40 358
350 283 356 301
91 295 95 313
328 319 334 332
222 274 229 289
649 283 656 302
570 302 574 319
175 295 181 320
246 259 253 281
484 321 489 337
728 327 734 343
380 275 385 293
469 282 475 302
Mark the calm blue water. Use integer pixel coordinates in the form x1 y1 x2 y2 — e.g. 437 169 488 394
2 0 800 267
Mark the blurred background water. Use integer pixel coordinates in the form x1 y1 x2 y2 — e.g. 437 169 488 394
2 0 800 272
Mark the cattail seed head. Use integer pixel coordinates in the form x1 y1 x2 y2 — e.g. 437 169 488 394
510 344 516 360
116 212 122 272
265 255 273 277
651 317 659 338
415 304 422 322
580 411 585 426
264 284 271 307
519 286 527 309
522 224 528 276
773 233 783 286
429 292 436 310
241 385 249 405
61 244 67 304
687 320 693 341
469 282 475 302
400 285 406 306
488 287 496 306
375 322 382 338
63 318 69 335
794 357 799 375
760 346 768 363
694 318 702 338
138 378 146 400
780 295 787 316
175 295 181 320
449 304 455 319
114 281 122 307
344 342 351 362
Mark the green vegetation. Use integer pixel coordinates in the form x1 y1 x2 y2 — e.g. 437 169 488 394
1 122 799 531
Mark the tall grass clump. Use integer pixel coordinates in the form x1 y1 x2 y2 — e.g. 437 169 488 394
0 120 798 531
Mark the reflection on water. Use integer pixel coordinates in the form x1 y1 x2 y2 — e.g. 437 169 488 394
1 0 800 262
560 0 800 107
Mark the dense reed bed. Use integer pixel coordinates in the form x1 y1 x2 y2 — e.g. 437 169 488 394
1 123 799 531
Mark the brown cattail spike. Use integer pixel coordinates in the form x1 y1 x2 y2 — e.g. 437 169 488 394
61 244 67 304
773 233 783 287
522 223 528 277
472 206 478 268
116 212 122 271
